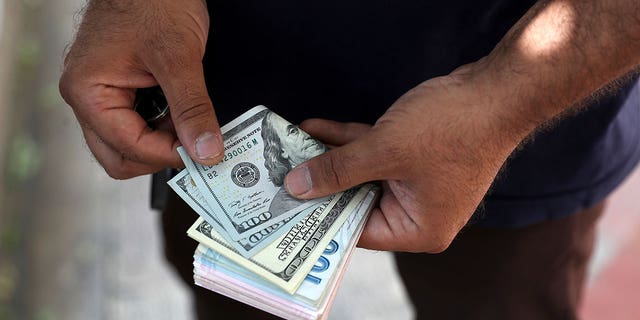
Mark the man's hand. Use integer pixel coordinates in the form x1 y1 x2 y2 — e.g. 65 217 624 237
286 68 524 253
60 0 222 179
284 0 640 253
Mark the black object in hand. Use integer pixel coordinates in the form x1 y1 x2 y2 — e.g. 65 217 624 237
134 86 170 128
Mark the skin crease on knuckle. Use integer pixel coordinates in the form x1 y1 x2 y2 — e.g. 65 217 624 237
321 152 352 191
172 97 212 127
98 153 130 180
85 136 137 180
59 70 94 113
378 136 412 177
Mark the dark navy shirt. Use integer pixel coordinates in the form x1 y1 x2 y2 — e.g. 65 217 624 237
201 1 640 227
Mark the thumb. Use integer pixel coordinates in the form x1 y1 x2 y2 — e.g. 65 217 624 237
150 55 222 166
284 134 386 199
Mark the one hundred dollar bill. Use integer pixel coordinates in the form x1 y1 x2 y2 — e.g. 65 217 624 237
194 185 379 305
168 169 335 257
178 105 328 241
187 184 374 293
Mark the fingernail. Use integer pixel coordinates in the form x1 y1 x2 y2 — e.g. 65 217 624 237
195 132 222 160
286 166 312 196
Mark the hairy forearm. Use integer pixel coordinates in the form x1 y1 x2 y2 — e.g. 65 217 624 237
473 0 640 140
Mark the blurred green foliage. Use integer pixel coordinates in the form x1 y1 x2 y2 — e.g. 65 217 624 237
0 1 48 319
0 262 18 301
38 82 65 110
0 221 20 253
16 35 40 69
3 133 42 187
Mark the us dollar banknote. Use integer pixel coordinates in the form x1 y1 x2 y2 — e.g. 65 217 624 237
187 184 374 293
168 169 335 257
194 185 379 304
178 106 328 241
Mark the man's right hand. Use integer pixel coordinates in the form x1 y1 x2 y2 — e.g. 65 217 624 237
60 0 222 179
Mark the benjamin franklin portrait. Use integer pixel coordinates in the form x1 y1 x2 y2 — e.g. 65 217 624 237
261 111 327 213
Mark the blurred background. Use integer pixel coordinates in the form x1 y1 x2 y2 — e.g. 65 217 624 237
0 0 638 319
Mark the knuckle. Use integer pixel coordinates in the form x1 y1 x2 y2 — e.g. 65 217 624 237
108 128 146 160
361 131 410 177
378 136 411 171
58 70 82 107
110 134 137 156
120 147 142 163
59 69 104 118
143 27 179 52
144 28 201 70
58 72 71 100
319 153 353 190
94 148 138 180
172 95 212 125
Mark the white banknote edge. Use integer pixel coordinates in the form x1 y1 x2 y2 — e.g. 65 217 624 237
192 187 380 320
312 187 380 320
188 185 372 293
220 105 267 132
194 273 314 320
195 186 378 304
167 170 245 253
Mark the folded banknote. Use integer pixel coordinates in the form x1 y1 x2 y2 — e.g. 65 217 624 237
169 106 380 319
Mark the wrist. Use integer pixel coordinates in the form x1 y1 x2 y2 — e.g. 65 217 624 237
466 0 640 149
440 60 537 160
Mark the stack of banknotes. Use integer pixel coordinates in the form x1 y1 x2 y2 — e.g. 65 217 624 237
167 106 379 319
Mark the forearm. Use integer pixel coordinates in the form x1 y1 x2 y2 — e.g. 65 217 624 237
472 0 640 140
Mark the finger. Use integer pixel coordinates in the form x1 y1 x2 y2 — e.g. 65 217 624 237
356 207 398 250
284 131 390 199
300 119 371 146
358 206 455 253
82 126 171 179
357 181 410 251
147 49 223 166
84 85 183 167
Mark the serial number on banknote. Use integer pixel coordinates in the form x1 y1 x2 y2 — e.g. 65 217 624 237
201 140 260 180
